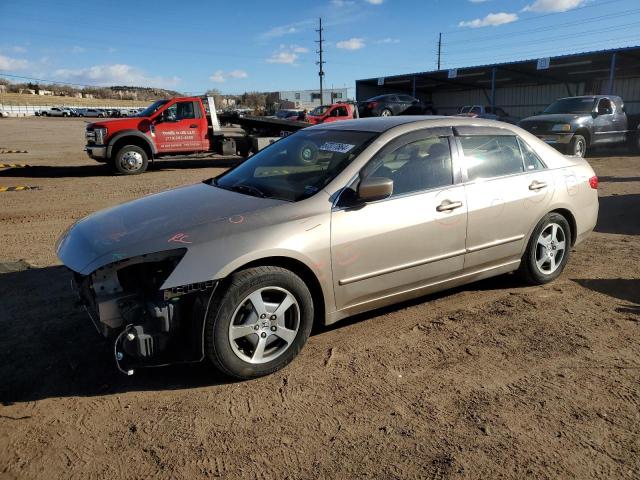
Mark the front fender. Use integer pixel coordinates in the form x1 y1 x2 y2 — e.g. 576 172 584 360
160 210 335 315
107 129 157 157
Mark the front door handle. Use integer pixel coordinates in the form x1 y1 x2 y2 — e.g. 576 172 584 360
436 200 463 212
529 180 547 191
189 124 198 128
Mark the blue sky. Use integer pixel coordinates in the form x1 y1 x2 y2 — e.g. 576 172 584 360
1 0 639 96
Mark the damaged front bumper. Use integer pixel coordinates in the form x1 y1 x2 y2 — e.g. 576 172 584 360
70 249 215 374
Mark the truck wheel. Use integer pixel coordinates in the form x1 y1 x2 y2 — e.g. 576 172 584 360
204 266 314 379
111 145 148 175
569 135 587 157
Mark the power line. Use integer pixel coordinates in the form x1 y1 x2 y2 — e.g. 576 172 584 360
443 0 627 35
444 21 640 59
444 8 640 46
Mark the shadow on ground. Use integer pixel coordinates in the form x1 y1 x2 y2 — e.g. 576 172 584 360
0 263 526 405
573 278 640 316
0 157 242 178
595 194 640 235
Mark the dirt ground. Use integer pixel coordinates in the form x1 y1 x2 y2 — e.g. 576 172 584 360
0 117 638 479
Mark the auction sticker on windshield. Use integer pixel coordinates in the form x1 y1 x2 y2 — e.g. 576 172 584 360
319 142 355 154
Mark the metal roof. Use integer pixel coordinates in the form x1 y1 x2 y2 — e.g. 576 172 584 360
356 45 640 96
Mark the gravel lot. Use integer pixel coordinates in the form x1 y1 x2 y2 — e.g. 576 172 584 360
0 117 638 479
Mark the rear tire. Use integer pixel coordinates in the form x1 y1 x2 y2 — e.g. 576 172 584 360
518 213 571 285
569 134 587 157
110 145 149 175
205 266 314 379
380 108 393 117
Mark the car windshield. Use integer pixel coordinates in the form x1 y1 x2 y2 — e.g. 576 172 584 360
137 100 169 117
209 129 378 202
310 106 330 116
543 98 595 114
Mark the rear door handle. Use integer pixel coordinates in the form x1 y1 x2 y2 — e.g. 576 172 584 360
189 124 198 128
529 180 547 191
436 200 463 212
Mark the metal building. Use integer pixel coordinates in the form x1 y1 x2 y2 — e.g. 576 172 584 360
278 88 348 109
355 46 640 118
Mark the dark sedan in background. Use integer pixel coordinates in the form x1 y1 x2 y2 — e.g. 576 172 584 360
358 94 435 117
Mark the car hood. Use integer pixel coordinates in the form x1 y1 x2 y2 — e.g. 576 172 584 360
56 182 286 274
520 113 589 124
88 117 151 130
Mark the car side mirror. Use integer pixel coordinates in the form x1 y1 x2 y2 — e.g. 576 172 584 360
357 177 393 202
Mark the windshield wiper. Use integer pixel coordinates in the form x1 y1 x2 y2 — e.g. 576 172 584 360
231 184 266 198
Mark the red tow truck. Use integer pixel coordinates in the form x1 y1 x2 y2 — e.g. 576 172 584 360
85 96 307 175
306 102 358 125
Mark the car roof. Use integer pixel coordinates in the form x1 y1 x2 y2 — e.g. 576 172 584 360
306 115 522 133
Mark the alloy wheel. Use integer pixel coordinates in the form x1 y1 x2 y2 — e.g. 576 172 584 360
535 223 567 274
228 287 300 364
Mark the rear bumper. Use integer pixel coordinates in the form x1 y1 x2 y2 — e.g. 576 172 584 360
85 145 107 161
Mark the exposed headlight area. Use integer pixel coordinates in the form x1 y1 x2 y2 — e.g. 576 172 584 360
552 123 572 132
85 126 107 145
72 248 211 374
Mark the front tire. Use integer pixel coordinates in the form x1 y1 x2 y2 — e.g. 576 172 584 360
518 213 571 285
569 134 587 157
205 266 314 379
111 145 149 175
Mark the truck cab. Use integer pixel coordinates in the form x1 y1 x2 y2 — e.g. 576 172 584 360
85 96 211 174
306 103 356 125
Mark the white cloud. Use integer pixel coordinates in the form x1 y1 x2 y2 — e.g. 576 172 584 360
266 44 310 65
71 46 85 54
261 20 314 40
458 12 518 28
523 0 585 12
469 0 490 3
209 69 248 83
365 0 384 4
376 37 399 44
53 64 180 88
0 54 29 70
267 51 299 64
336 37 366 50
331 0 355 6
10 46 27 53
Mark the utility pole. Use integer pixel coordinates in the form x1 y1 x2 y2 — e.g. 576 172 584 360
316 17 325 105
437 32 442 70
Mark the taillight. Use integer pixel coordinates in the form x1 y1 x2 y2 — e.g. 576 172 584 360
368 101 378 109
589 176 598 189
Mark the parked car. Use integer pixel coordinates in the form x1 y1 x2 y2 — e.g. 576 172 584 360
40 107 73 117
57 116 598 379
518 95 640 157
358 94 435 117
77 108 106 118
456 105 519 124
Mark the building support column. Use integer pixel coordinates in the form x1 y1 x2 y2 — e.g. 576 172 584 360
607 52 617 94
412 76 416 98
490 67 496 108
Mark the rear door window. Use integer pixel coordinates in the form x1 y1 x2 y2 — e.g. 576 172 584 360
458 135 524 180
